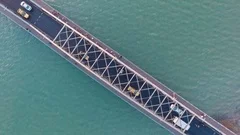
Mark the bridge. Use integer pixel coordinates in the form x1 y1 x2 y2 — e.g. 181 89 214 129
0 0 236 135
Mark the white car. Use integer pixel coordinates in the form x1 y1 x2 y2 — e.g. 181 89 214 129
170 104 184 116
20 1 32 11
173 117 190 131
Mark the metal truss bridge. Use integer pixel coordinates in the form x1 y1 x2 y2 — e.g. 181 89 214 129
0 0 236 135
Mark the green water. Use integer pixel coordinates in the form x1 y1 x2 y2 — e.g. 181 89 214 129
1 0 240 134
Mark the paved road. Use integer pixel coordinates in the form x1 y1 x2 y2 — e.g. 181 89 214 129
0 0 62 38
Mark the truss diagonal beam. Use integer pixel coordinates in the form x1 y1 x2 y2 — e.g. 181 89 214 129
183 115 195 133
80 44 93 62
122 74 136 92
111 67 125 84
134 81 146 99
53 25 65 42
175 109 186 126
164 102 177 120
62 31 74 48
101 58 115 77
71 38 84 54
143 89 157 107
154 95 167 114
90 51 104 69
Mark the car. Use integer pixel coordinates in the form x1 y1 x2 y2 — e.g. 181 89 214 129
20 1 32 11
173 117 190 131
170 104 184 116
17 8 30 19
127 86 140 96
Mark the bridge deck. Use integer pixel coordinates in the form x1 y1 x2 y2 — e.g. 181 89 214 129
0 0 236 135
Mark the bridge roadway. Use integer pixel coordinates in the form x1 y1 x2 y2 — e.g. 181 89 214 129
0 0 236 135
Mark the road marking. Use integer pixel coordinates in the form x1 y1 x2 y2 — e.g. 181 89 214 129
33 12 43 25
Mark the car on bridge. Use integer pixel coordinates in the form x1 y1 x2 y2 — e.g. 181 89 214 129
173 117 190 131
170 104 184 116
20 1 32 11
17 8 29 19
127 86 140 96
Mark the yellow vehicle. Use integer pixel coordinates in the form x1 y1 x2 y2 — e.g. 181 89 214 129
84 55 89 61
127 86 140 96
17 8 29 19
78 51 89 61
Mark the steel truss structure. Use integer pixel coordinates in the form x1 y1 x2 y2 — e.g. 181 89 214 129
51 24 219 135
1 0 233 133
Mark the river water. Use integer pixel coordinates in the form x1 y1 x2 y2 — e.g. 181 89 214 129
0 0 240 134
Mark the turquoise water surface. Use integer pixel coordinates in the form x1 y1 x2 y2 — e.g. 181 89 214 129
1 0 240 135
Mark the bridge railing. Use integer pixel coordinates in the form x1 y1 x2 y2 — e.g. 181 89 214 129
45 17 212 134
